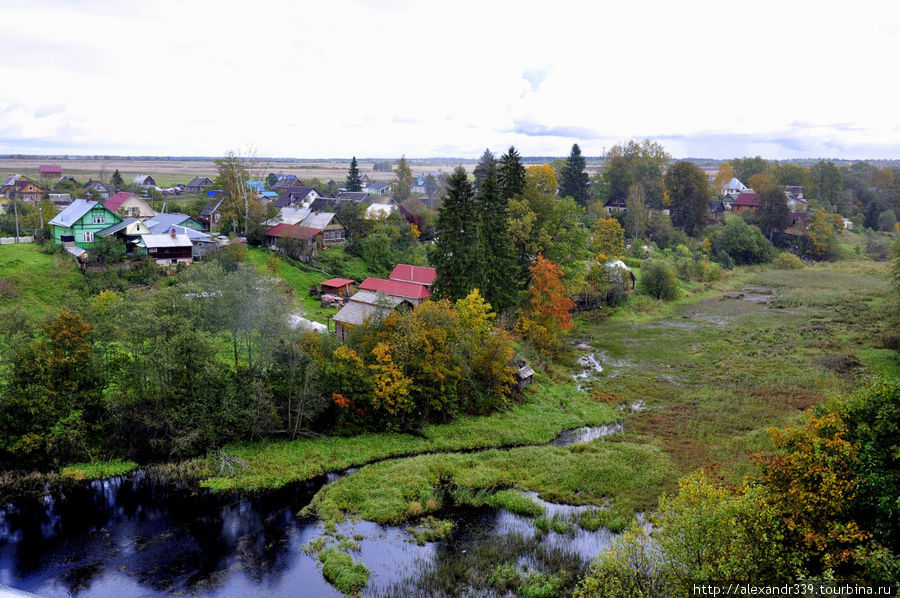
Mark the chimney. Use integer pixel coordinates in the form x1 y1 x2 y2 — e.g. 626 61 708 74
170 228 177 238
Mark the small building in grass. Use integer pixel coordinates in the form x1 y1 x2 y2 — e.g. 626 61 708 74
49 199 122 248
332 290 413 342
320 277 356 298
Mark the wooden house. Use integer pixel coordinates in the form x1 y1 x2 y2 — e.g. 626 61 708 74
332 290 413 342
145 213 205 231
389 264 436 288
84 180 115 200
732 192 759 213
49 199 122 248
104 192 158 219
357 277 431 306
96 218 151 251
138 230 193 265
273 186 319 209
132 174 157 187
39 165 62 178
320 278 356 298
1 175 44 202
199 194 226 228
184 177 214 193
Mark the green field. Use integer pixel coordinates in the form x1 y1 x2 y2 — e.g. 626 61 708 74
0 243 83 318
246 247 336 324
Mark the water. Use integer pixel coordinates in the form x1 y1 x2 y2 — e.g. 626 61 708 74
553 423 624 446
572 342 604 391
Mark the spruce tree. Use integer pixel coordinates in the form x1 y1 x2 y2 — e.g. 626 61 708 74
498 146 526 200
432 167 478 301
111 169 124 190
346 156 363 192
477 162 519 311
473 148 496 191
559 143 590 205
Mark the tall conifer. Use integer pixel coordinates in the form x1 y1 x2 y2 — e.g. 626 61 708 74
432 167 478 301
498 146 526 200
559 143 590 205
346 156 362 192
477 162 518 310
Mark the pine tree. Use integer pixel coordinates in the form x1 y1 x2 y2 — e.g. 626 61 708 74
473 148 496 191
477 162 519 311
432 167 478 301
498 146 526 200
346 156 363 192
559 143 590 205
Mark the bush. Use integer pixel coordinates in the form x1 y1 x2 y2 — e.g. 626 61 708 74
772 252 804 269
711 217 775 266
638 259 679 300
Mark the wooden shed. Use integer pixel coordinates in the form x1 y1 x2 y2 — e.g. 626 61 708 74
320 278 356 298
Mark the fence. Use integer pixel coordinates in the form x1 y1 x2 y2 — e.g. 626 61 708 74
0 236 34 245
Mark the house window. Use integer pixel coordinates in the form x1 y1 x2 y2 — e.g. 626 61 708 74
92 215 105 224
82 231 94 243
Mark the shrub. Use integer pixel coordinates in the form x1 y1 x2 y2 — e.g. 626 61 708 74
638 259 679 300
711 217 775 266
772 252 804 269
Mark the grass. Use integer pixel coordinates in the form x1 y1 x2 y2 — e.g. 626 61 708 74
303 439 672 525
60 458 138 480
406 516 454 545
200 375 620 492
0 243 84 318
246 247 335 324
319 547 370 594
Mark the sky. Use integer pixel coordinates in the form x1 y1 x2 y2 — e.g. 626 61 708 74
1 0 898 160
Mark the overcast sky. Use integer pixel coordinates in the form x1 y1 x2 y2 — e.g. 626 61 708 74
1 0 898 160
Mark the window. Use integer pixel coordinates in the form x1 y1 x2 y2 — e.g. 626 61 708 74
82 231 94 243
92 215 105 225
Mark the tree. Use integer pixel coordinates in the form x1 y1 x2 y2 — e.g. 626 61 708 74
391 156 413 201
215 150 270 238
665 161 710 236
592 218 625 259
625 184 649 238
476 162 519 311
638 259 678 300
111 169 124 191
712 161 734 195
757 186 791 240
516 254 575 354
266 172 279 189
525 164 557 195
603 140 670 209
432 167 478 301
878 209 896 232
711 217 774 265
748 173 777 194
809 160 843 209
498 146 527 200
805 208 837 260
346 156 363 192
558 143 590 205
473 148 496 190
730 156 768 183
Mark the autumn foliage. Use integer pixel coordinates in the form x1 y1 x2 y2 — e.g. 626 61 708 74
516 254 575 354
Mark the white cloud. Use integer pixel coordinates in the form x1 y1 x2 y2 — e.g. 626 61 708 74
0 0 898 158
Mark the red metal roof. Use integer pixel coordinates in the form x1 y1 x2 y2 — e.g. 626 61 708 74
733 192 759 207
389 264 436 286
40 165 61 174
359 277 432 299
104 192 136 212
265 223 320 240
321 278 355 288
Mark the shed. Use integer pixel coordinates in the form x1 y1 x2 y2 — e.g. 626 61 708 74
605 260 637 293
320 277 356 298
40 165 62 178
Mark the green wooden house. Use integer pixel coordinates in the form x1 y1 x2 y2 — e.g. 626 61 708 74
49 199 122 249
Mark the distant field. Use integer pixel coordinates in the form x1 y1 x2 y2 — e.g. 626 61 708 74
0 158 477 187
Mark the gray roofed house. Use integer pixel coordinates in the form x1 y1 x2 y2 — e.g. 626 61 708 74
337 191 368 202
199 195 226 227
133 174 156 187
48 193 72 207
145 213 204 230
145 222 216 259
49 199 100 228
185 177 214 193
332 290 412 342
364 182 390 195
84 180 115 200
273 186 319 209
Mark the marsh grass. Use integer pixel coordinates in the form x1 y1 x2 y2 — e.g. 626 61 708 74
319 547 369 594
60 459 137 480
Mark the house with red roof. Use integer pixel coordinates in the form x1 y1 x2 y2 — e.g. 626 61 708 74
104 192 158 219
389 264 436 288
264 222 322 261
39 165 62 178
320 278 356 298
358 277 431 306
732 191 760 213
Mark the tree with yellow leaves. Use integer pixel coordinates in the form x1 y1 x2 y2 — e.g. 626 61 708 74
368 342 413 430
591 218 625 260
525 164 558 195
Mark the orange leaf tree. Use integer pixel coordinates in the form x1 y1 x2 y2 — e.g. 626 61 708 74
517 254 575 354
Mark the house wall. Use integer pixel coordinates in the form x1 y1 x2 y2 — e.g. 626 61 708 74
117 197 158 219
53 206 122 248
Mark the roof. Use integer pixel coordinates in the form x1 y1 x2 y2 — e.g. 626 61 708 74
274 186 317 208
275 206 311 225
40 165 61 174
333 291 409 326
322 277 355 288
605 259 636 277
366 182 390 192
200 196 225 218
265 223 320 240
302 211 337 230
133 174 154 185
358 277 431 299
139 233 193 249
337 192 368 202
85 180 114 192
97 218 143 237
365 203 396 219
146 222 212 242
2 174 20 187
725 177 747 190
145 213 193 228
390 264 436 286
186 177 213 188
48 199 101 227
733 192 759 207
104 192 137 212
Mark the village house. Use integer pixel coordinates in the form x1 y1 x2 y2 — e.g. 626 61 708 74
145 212 205 231
273 186 319 209
145 222 217 260
303 210 346 245
603 197 627 214
199 193 226 229
104 192 158 219
96 218 152 252
49 198 122 248
184 176 214 193
138 230 193 265
363 181 390 196
84 180 115 200
271 176 300 192
264 223 320 258
132 174 157 187
39 165 62 178
49 193 73 208
332 290 413 342
1 175 45 202
357 277 431 306
320 278 356 298
722 177 748 197
389 264 436 288
732 191 759 213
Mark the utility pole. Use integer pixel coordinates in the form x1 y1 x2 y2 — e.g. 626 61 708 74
13 198 20 242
